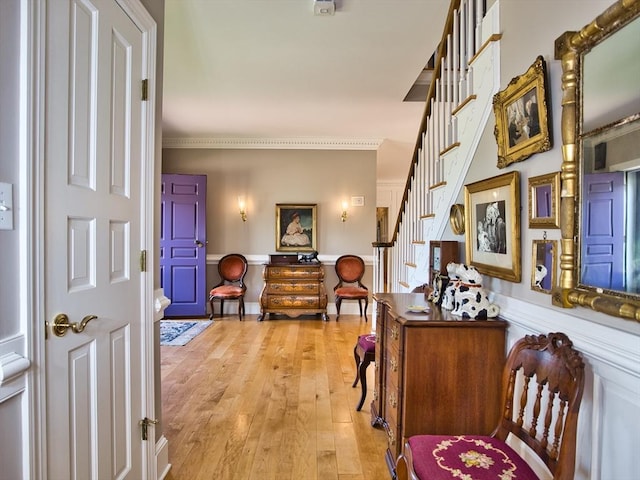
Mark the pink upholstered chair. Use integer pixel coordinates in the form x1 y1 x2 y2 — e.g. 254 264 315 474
396 332 585 480
334 255 369 321
209 253 248 320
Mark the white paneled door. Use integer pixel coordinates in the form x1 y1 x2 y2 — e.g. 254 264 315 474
45 0 148 478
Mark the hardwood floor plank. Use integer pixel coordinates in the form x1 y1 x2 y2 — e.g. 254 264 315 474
161 315 387 480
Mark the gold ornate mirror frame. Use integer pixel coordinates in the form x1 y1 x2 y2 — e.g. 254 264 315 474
553 0 640 321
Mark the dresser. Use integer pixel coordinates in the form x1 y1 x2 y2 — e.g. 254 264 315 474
258 262 328 321
371 293 507 474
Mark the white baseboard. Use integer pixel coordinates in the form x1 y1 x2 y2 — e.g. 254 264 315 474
237 301 369 318
155 434 171 480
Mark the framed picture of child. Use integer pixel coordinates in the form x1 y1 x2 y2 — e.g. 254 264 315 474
275 204 317 252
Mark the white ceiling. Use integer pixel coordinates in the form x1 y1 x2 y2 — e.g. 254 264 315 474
162 0 448 179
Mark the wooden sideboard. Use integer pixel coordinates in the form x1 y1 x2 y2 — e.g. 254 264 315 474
371 293 507 475
258 262 328 321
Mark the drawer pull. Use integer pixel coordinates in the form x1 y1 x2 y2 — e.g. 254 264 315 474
387 428 396 446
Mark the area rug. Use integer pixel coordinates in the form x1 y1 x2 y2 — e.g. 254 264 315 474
160 320 213 346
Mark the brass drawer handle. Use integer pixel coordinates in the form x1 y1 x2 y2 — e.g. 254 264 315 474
387 428 396 446
391 325 399 340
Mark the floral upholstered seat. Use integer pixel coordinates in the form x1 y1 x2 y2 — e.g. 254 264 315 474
405 435 539 479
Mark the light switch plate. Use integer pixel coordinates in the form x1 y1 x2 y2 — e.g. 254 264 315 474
0 182 14 230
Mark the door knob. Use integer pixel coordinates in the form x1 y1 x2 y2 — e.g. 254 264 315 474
52 313 98 337
194 240 204 247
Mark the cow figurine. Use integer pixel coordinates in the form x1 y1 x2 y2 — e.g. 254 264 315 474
450 264 500 319
427 274 449 306
534 264 548 288
440 262 462 311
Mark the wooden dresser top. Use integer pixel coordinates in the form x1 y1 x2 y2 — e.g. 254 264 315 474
374 292 507 327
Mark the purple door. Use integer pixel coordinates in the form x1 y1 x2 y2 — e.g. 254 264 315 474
161 174 207 317
581 172 625 290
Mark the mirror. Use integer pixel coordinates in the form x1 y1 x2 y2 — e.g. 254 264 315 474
532 240 557 294
554 0 640 320
528 172 560 229
580 115 640 294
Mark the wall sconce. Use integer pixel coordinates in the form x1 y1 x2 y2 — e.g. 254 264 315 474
341 200 349 222
238 196 247 222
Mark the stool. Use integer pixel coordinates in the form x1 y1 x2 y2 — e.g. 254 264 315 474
352 334 376 411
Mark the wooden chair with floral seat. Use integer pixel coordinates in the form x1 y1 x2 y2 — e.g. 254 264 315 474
395 332 585 480
209 253 248 320
334 254 369 321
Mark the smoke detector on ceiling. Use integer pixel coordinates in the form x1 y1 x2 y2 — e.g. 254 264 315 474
314 0 335 16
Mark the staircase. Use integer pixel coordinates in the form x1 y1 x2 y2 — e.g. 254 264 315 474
374 0 502 294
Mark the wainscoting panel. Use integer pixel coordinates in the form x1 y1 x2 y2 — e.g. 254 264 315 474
496 294 640 480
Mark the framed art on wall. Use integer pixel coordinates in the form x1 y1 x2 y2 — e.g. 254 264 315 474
464 171 521 282
528 172 560 229
275 204 317 252
493 55 552 168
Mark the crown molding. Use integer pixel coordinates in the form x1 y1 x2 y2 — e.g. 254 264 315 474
162 136 383 150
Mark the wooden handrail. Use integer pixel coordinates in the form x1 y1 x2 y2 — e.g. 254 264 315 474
391 0 462 245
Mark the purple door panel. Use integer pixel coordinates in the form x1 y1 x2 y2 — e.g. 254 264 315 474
581 172 625 290
161 174 207 317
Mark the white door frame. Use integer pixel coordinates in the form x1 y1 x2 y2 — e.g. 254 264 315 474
25 0 158 478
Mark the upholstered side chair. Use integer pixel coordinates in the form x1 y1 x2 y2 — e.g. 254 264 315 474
395 332 585 480
334 254 369 321
209 253 248 320
352 333 376 411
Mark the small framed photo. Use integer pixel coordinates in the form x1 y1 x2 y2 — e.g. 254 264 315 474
275 204 317 252
493 55 552 168
464 171 521 282
528 172 560 229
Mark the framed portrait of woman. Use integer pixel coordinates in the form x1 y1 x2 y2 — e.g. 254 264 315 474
275 204 317 252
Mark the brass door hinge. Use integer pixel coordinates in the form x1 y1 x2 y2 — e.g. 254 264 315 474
140 250 147 272
139 417 158 441
141 79 148 101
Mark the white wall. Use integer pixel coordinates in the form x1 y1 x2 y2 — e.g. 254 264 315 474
0 1 32 478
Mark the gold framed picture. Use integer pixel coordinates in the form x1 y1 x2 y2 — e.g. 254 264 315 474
493 55 552 168
275 204 317 252
528 172 560 229
464 171 521 282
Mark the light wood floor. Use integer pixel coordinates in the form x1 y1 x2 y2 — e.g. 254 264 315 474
161 314 389 480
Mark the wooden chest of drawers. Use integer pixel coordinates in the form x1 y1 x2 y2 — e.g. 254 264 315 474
371 293 507 475
258 263 328 321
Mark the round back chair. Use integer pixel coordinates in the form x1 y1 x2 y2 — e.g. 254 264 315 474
209 253 248 320
333 254 369 321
